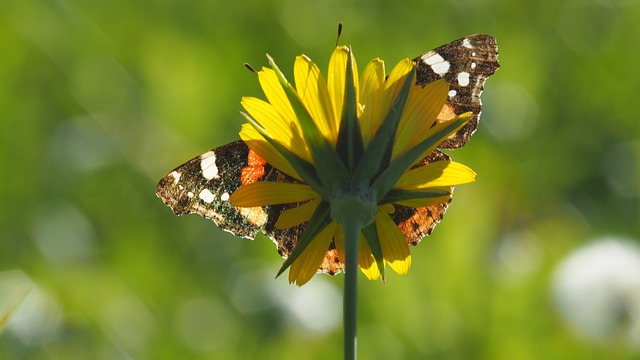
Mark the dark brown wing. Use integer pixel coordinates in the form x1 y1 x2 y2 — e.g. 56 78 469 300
156 141 269 239
390 150 452 246
415 34 499 148
155 141 344 275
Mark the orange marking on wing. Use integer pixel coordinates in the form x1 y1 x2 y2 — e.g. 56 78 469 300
436 103 457 123
319 249 345 275
241 150 267 185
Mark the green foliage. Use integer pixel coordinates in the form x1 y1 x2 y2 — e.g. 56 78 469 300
1 0 639 359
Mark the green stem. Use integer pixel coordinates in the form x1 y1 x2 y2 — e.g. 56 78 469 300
343 216 361 360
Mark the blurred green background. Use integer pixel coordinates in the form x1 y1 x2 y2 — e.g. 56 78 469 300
2 0 640 359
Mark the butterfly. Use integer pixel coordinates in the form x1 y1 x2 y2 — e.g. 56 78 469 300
156 34 499 275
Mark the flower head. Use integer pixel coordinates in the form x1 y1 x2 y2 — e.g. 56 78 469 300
230 46 475 285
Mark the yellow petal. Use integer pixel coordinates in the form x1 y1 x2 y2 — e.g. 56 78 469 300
409 114 471 167
358 234 381 280
229 182 317 207
396 161 476 189
241 97 290 142
275 197 322 229
376 211 411 275
381 59 414 110
393 194 452 208
258 67 296 127
360 59 413 147
289 221 337 286
239 124 302 180
294 55 336 143
327 46 349 133
241 97 310 162
359 58 385 144
393 79 449 159
359 58 385 106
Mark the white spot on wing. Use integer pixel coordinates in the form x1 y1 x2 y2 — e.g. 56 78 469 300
448 90 457 98
221 192 230 201
187 191 194 198
200 151 219 180
471 62 477 69
199 189 215 203
422 51 450 76
462 38 474 49
457 72 470 87
169 171 181 184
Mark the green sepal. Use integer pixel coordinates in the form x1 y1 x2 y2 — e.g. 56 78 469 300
241 112 326 198
362 222 386 282
266 55 349 189
275 200 332 278
372 114 470 201
380 188 451 205
336 47 364 172
352 66 416 183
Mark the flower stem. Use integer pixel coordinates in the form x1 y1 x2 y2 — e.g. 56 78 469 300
343 215 361 360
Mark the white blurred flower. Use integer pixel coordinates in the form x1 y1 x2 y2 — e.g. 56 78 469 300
0 270 61 344
552 237 640 346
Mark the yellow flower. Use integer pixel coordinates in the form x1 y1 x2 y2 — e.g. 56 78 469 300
231 46 475 285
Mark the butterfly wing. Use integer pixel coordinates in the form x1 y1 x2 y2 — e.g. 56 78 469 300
393 34 499 244
155 141 345 274
156 141 269 239
390 149 453 246
415 34 500 149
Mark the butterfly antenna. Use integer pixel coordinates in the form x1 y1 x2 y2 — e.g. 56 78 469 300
244 63 258 74
335 22 343 47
